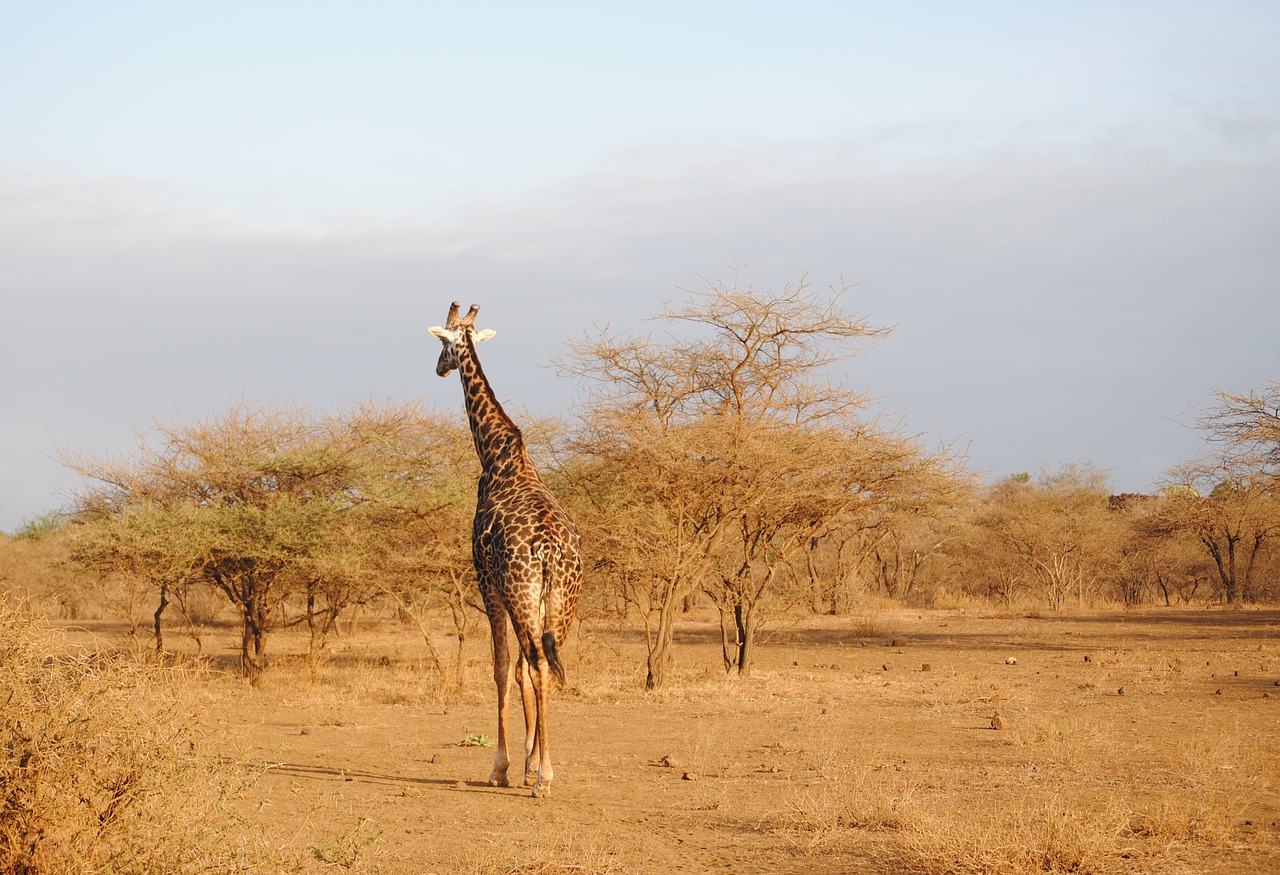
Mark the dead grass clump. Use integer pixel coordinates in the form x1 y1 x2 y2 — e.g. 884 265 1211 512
461 829 623 875
0 594 266 874
781 761 921 849
849 612 898 641
903 797 1134 875
1125 798 1234 847
478 864 620 875
270 651 459 708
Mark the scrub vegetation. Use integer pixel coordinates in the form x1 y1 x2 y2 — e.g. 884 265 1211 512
3 279 1278 872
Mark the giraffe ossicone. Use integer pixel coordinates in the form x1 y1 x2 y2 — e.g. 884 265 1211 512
427 301 583 798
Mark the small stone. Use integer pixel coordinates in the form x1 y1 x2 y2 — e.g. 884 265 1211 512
429 753 442 764
990 714 1007 730
882 663 892 671
921 663 932 672
658 754 681 769
1005 657 1018 666
682 771 699 781
891 639 906 648
454 780 467 790
1117 687 1126 696
300 725 313 735
1083 655 1091 663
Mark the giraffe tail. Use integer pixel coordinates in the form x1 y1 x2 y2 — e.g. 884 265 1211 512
541 632 566 687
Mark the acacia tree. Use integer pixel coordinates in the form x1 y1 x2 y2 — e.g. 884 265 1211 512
1111 492 1215 606
340 398 481 689
64 403 366 683
964 465 1117 610
703 423 960 675
67 500 203 652
1162 380 1280 604
1163 460 1278 604
864 506 959 600
1197 379 1280 477
561 276 959 684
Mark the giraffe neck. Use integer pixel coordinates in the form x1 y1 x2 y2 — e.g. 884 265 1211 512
456 333 534 478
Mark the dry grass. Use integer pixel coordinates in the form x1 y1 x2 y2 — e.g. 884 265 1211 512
458 824 624 875
9 589 1278 874
0 594 272 874
0 592 409 875
901 797 1136 875
782 761 922 846
773 711 1274 874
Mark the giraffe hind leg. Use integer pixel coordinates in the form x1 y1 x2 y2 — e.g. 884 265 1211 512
515 651 539 787
529 655 554 798
486 609 512 788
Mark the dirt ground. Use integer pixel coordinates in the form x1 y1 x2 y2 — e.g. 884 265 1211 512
71 606 1280 874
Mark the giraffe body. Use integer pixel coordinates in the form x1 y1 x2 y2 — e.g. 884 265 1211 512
428 303 582 798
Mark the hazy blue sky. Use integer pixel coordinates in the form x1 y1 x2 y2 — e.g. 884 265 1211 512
3 1 1278 531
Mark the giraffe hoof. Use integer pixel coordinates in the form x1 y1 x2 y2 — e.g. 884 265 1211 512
531 782 551 798
487 772 510 788
523 771 538 788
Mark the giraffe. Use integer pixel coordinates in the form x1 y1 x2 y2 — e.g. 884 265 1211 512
427 302 583 798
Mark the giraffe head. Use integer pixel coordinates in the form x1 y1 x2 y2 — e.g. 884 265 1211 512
427 302 497 377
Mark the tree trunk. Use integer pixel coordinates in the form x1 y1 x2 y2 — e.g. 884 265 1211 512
734 602 754 677
152 582 169 656
717 603 736 674
448 578 470 694
1204 534 1239 604
305 590 324 681
241 589 270 685
645 586 679 690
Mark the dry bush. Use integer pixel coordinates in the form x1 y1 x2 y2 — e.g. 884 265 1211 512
848 611 899 641
0 536 94 619
783 761 921 848
261 647 460 709
902 797 1134 875
0 594 270 874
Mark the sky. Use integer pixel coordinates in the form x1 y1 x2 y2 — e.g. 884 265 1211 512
2 1 1279 532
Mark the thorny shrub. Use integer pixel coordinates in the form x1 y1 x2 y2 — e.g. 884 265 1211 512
0 594 257 874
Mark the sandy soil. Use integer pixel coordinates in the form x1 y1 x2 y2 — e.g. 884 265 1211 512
104 607 1280 873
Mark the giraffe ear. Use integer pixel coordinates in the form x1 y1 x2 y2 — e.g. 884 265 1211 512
427 326 452 340
473 329 497 342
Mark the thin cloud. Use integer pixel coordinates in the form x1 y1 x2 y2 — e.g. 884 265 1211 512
3 131 1278 528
